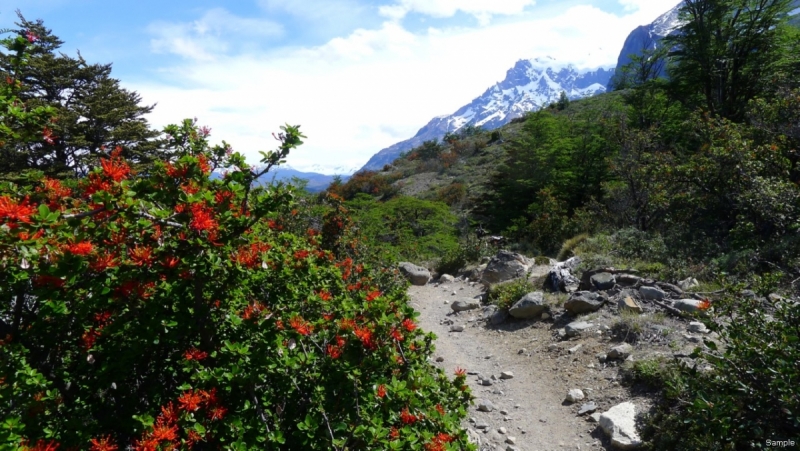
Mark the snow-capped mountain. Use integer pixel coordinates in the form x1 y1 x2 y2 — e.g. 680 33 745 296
360 57 614 171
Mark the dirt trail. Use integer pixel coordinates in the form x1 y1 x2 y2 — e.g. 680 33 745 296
409 273 608 451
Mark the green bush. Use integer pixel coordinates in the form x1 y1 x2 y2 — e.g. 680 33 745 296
487 279 535 311
556 233 589 261
644 284 800 449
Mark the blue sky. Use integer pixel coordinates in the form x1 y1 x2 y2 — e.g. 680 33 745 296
2 0 681 173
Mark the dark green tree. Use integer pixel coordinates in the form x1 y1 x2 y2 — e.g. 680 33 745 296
0 12 164 181
665 0 798 121
556 91 569 110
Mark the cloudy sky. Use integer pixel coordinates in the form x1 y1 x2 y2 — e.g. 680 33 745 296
3 0 680 173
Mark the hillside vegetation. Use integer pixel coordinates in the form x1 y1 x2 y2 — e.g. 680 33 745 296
328 1 800 448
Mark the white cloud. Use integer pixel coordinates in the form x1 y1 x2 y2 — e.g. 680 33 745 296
379 0 536 24
149 8 283 61
132 1 681 174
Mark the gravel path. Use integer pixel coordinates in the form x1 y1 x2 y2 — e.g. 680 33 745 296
409 277 608 451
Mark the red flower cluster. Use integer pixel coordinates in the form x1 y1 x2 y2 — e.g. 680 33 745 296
25 30 39 43
365 290 381 302
290 316 313 336
197 154 212 175
189 202 218 234
231 242 271 268
128 245 154 267
326 344 342 359
402 318 416 332
354 325 376 350
241 301 268 321
42 127 56 145
399 407 418 425
100 147 131 182
454 367 467 377
32 275 65 288
184 347 208 361
114 280 156 300
164 162 188 179
0 195 36 225
66 241 94 256
82 310 114 350
376 384 386 398
89 435 118 451
90 251 118 272
389 327 403 342
20 439 60 451
161 255 180 269
318 289 333 301
37 177 72 211
424 432 455 451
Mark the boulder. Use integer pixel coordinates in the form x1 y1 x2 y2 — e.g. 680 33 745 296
616 274 641 287
674 299 710 314
607 343 633 360
618 292 643 314
678 277 700 290
476 399 495 412
481 251 530 285
546 257 581 293
451 299 481 312
564 291 605 314
398 262 431 286
566 389 585 403
599 402 642 449
483 305 509 325
688 321 709 333
565 321 594 337
439 274 456 283
578 402 598 415
590 272 616 290
639 285 667 301
509 292 548 319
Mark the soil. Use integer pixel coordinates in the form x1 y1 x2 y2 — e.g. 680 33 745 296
408 266 697 451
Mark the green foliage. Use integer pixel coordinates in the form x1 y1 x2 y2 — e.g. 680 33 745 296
0 14 163 181
556 91 569 110
435 233 490 276
643 283 800 449
556 233 589 262
487 279 535 311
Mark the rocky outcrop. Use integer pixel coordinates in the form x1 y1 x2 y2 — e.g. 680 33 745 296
508 292 548 319
398 262 431 286
481 251 531 285
564 291 606 314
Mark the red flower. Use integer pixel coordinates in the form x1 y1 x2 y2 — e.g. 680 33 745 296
698 298 712 310
82 328 101 350
162 256 180 269
84 173 112 196
454 367 466 377
177 390 204 412
402 318 417 332
90 252 118 271
0 195 36 224
189 202 218 233
354 326 376 350
339 318 356 331
94 311 113 326
33 275 65 288
208 405 227 421
184 348 208 361
214 190 234 205
20 439 60 451
25 30 39 43
293 250 310 260
326 344 342 359
89 436 118 451
290 316 313 336
197 154 212 175
66 241 94 256
376 384 386 398
399 407 417 425
151 419 178 442
99 148 131 182
390 328 403 342
42 127 56 145
165 162 187 178
365 290 382 302
160 401 178 424
322 312 334 321
186 430 203 447
389 427 399 440
318 290 333 301
129 245 154 266
435 404 445 415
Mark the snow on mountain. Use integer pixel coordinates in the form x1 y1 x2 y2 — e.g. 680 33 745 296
359 58 614 171
611 1 683 81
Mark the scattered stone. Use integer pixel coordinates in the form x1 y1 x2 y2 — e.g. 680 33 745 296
439 274 455 283
506 436 516 445
688 321 709 333
590 272 616 290
481 379 493 386
506 446 520 451
599 402 642 449
518 348 527 355
619 293 643 314
500 371 514 380
569 344 583 354
451 290 457 296
452 299 481 312
639 285 667 301
588 413 602 423
475 422 489 430
498 427 507 434
541 312 551 320
450 325 465 332
466 429 482 447
616 274 641 287
500 409 509 415
398 262 431 286
435 356 444 362
674 299 710 314
481 251 531 285
607 343 633 360
548 344 560 351
566 389 585 403
565 291 606 314
678 277 700 290
578 402 598 416
565 321 594 337
485 305 509 325
477 399 495 412
509 292 548 319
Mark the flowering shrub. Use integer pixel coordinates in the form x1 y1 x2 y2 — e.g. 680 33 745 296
0 41 474 449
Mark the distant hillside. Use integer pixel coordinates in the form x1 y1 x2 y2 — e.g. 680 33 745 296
359 58 613 171
212 167 350 192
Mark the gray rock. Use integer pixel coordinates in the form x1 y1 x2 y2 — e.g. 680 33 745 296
591 272 616 290
688 321 708 333
616 274 641 287
607 343 633 360
578 402 598 415
599 402 642 449
509 292 548 319
565 321 594 337
475 422 489 430
477 399 495 412
451 299 481 312
483 305 509 325
674 299 710 314
565 291 605 314
500 371 514 380
589 412 602 423
398 262 431 286
678 277 700 290
566 389 585 403
466 428 482 447
481 251 530 285
449 325 465 332
547 257 581 293
439 274 456 283
639 285 667 300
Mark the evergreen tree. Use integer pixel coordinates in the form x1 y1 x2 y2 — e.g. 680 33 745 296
556 91 569 110
665 0 798 121
0 12 165 181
